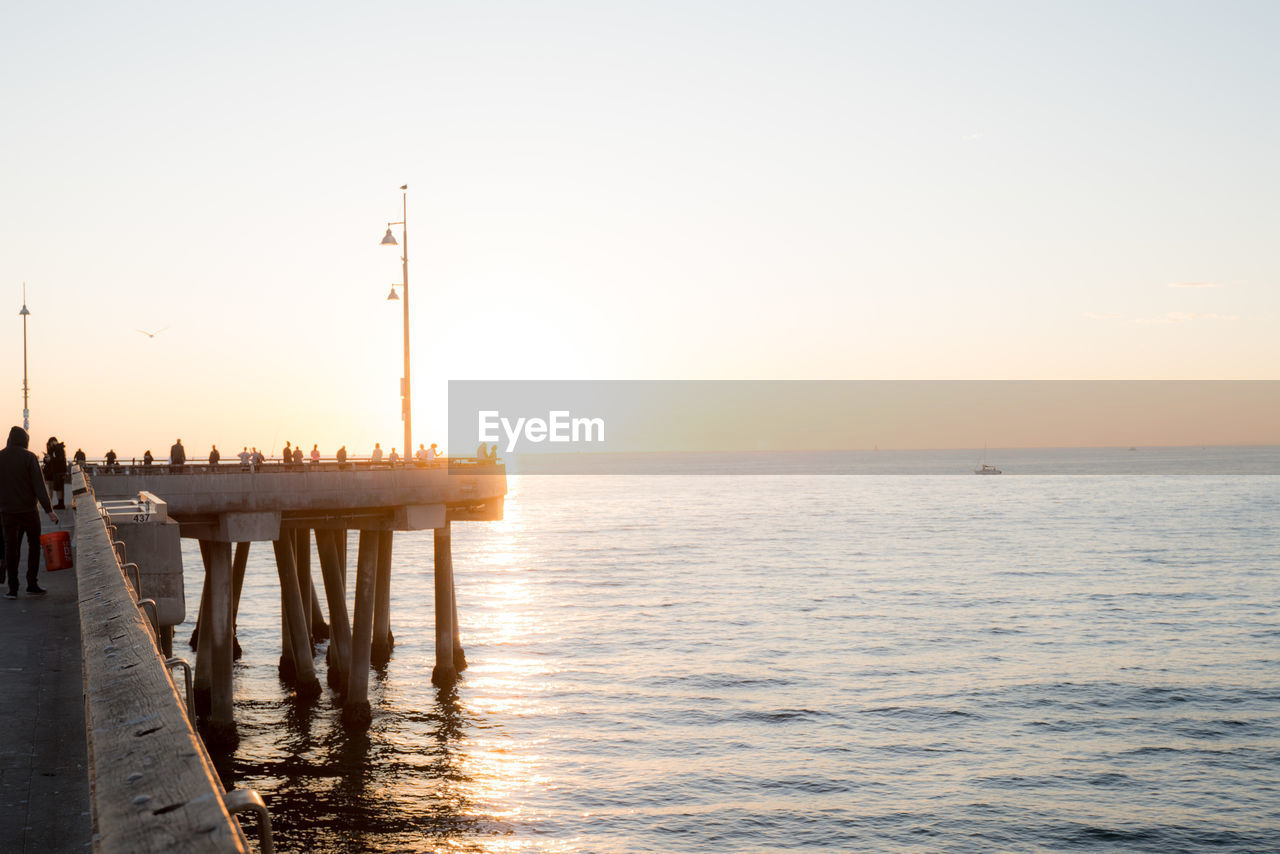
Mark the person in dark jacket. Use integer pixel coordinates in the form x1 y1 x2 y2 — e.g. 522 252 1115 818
1 426 59 598
73 448 86 466
169 439 186 473
42 436 68 509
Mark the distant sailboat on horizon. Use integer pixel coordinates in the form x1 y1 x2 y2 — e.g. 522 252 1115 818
974 443 1001 475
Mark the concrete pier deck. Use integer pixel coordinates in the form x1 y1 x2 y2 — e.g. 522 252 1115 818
0 519 91 853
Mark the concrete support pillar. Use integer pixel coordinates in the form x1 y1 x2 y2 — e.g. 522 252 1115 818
451 570 467 672
371 530 395 665
231 541 249 661
315 529 353 692
193 567 212 714
310 583 330 642
273 535 321 699
294 528 314 646
432 523 458 687
343 530 379 728
158 625 174 658
338 530 348 591
276 535 296 680
201 539 237 749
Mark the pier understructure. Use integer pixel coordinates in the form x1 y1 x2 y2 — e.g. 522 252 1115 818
90 460 505 748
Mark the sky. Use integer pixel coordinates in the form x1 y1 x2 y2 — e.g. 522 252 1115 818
2 1 1277 457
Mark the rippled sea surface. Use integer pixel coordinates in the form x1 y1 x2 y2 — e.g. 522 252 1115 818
179 471 1280 852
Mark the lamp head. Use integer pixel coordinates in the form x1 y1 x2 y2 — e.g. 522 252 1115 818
381 227 398 246
386 286 400 301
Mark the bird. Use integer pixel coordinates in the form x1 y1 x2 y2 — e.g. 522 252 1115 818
136 327 168 338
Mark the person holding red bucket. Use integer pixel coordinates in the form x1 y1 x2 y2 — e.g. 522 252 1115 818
0 426 60 598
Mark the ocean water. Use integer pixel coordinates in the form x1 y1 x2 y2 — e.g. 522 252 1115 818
178 465 1280 852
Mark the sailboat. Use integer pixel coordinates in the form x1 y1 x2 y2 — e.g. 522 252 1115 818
974 443 1001 475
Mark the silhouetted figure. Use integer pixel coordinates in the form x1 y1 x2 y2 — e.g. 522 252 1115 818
388 447 399 465
310 444 320 466
105 449 118 468
292 446 303 466
282 442 292 471
143 450 154 467
238 446 251 470
1 426 59 598
73 448 86 466
209 445 220 466
371 443 383 464
170 438 186 473
336 445 348 469
43 436 67 509
251 447 264 470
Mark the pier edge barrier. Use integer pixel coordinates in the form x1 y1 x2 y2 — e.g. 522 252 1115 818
72 466 254 853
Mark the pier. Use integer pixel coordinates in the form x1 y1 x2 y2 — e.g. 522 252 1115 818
2 458 505 852
89 458 506 742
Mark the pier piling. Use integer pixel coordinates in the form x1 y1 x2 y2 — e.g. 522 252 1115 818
372 530 395 665
432 522 458 687
344 530 380 728
316 529 353 691
231 540 249 660
193 550 213 715
273 535 321 699
295 528 315 649
203 539 238 749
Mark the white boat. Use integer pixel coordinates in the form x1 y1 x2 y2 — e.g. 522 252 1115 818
974 444 1001 475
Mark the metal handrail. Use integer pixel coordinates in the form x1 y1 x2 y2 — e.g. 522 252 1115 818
137 598 159 638
121 562 140 595
164 657 195 722
223 789 274 854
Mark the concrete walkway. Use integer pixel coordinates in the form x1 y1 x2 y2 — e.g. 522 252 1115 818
0 519 91 852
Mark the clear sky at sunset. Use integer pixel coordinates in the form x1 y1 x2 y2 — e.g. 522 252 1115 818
2 1 1277 457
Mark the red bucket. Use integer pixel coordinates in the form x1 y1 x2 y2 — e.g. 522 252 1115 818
41 530 73 572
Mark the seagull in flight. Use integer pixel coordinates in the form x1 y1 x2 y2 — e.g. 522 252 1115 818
136 327 168 339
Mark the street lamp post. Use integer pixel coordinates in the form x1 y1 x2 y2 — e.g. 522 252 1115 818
381 185 411 459
19 283 30 433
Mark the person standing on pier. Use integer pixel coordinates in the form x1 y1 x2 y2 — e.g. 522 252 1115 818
282 442 292 471
371 443 383 464
293 445 303 467
105 449 117 468
238 446 251 470
1 426 59 598
388 447 400 466
73 448 86 466
209 445 221 466
143 450 153 467
170 438 186 473
251 447 264 470
336 445 348 469
43 437 67 510
310 444 320 466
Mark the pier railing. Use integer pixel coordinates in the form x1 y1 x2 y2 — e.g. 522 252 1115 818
71 467 260 853
80 455 500 475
